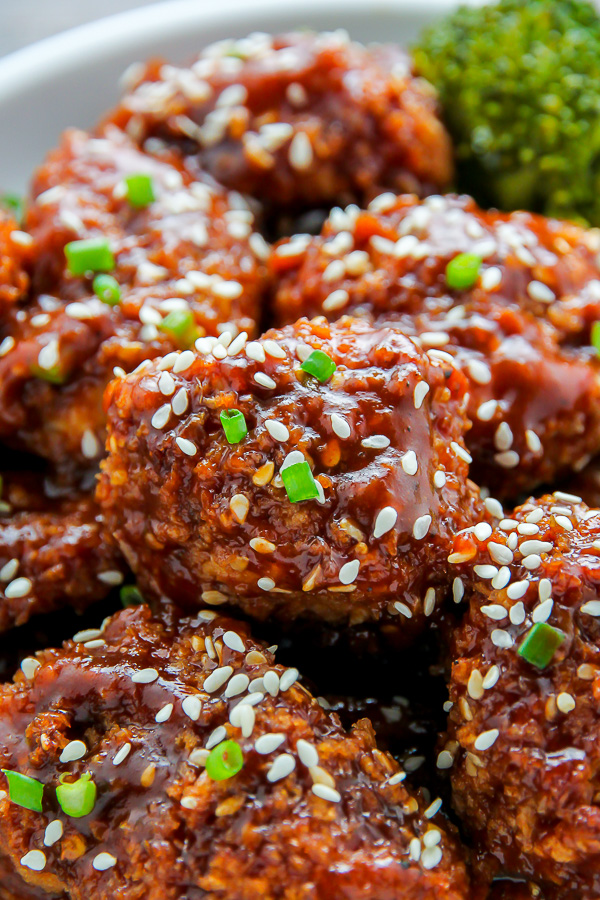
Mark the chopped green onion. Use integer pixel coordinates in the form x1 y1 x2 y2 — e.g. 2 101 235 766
205 740 244 781
30 363 66 385
300 349 337 383
56 772 96 818
281 460 319 503
592 321 600 355
445 253 482 290
1 194 24 223
159 309 198 349
220 409 247 444
2 770 44 812
124 173 155 209
93 274 121 306
517 622 565 669
120 585 144 608
65 238 115 276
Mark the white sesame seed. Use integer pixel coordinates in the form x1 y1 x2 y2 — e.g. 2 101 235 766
81 429 100 459
477 400 499 422
434 470 446 488
424 829 442 848
482 666 501 689
224 673 250 698
522 554 542 570
424 797 442 818
331 413 351 439
481 604 507 621
413 381 430 410
474 522 492 541
409 837 421 861
255 733 286 755
246 341 266 363
93 853 117 871
467 359 492 385
204 666 233 693
263 339 286 359
113 743 132 766
581 600 600 616
436 750 454 769
311 783 341 802
297 739 319 768
421 846 442 870
182 695 203 721
474 729 499 751
97 570 124 587
519 540 552 556
373 506 397 539
131 668 159 684
413 514 432 540
401 450 418 476
172 350 195 373
38 339 59 371
223 631 245 653
553 491 582 504
20 850 46 872
507 580 529 600
491 629 514 648
155 703 174 723
206 725 227 750
481 266 502 290
171 388 188 417
488 543 513 566
0 336 15 357
280 668 299 691
517 523 539 535
453 577 464 604
323 289 349 312
267 753 296 782
557 692 576 714
474 565 498 580
263 670 280 696
527 280 555 303
539 580 552 602
495 451 520 469
5 577 32 599
525 430 542 454
339 560 360 585
394 601 413 618
494 422 513 452
424 587 436 617
44 820 63 847
555 515 574 532
532 598 553 623
60 740 87 763
175 436 197 456
265 420 289 442
361 435 390 449
451 442 472 464
258 577 275 591
254 372 276 389
158 371 176 396
509 601 526 625
288 132 313 171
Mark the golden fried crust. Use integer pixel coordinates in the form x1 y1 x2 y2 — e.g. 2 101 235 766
107 31 453 212
0 212 30 311
272 194 600 497
0 127 266 472
98 316 481 639
0 605 469 900
0 472 125 632
445 492 600 897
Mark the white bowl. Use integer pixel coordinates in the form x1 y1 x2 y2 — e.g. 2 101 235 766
0 0 466 193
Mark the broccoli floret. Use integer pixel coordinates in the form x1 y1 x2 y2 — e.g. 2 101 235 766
414 0 600 224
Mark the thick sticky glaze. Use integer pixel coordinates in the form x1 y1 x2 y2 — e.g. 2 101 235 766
445 491 600 897
0 605 469 899
272 193 600 497
107 31 453 215
98 316 481 639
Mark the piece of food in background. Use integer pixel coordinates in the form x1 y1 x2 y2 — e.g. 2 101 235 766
0 604 470 899
414 0 600 226
444 490 600 898
562 458 600 510
0 471 125 633
99 315 482 641
0 209 30 311
0 127 266 477
108 30 453 220
272 193 600 498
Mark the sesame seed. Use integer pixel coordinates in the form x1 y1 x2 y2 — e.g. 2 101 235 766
451 442 472 464
323 289 349 312
474 729 499 751
467 359 492 385
474 522 492 541
81 429 100 459
297 739 319 768
362 435 390 449
204 666 233 693
171 388 188 417
488 543 513 565
263 339 286 359
5 577 32 599
38 339 59 371
155 703 174 723
401 450 418 475
224 673 250 698
263 670 280 696
507 580 529 600
481 266 502 290
44 820 63 847
60 740 87 763
20 850 46 872
279 668 299 692
477 400 499 422
495 451 520 468
206 726 227 750
254 372 276 389
158 371 176 396
424 797 442 818
255 733 286 755
491 629 514 648
265 420 289 441
246 341 266 363
258 577 275 591
339 560 360 584
474 565 498 580
555 515 574 532
113 743 132 766
97 570 124 586
437 750 454 769
223 631 245 653
312 783 341 803
267 753 296 782
394 601 413 618
172 350 195 373
182 695 203 721
409 837 421 861
0 336 15 357
373 506 397 539
525 430 542 454
20 657 40 680
581 600 600 616
421 846 442 870
132 668 159 684
249 537 276 554
557 692 576 714
527 280 555 303
482 666 500 689
492 565 511 589
522 554 542 570
453 577 464 604
424 587 436 617
434 470 446 488
553 491 582 504
201 590 228 605
532 598 553 623
519 540 552 555
413 514 432 540
509 602 526 625
93 853 117 871
175 436 197 456
494 422 513 451
229 494 249 524
517 522 539 535
413 381 430 409
481 604 507 621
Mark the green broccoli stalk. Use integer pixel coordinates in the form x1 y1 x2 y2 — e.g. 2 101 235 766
414 0 600 225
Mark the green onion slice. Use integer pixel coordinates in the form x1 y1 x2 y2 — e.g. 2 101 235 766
2 770 44 812
300 349 337 383
205 740 244 781
65 238 115 276
1 194 25 223
124 173 155 209
120 585 144 608
30 363 66 385
56 772 97 818
445 253 482 290
281 460 319 503
592 321 600 355
517 622 565 669
160 309 198 349
220 409 247 444
93 273 121 306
